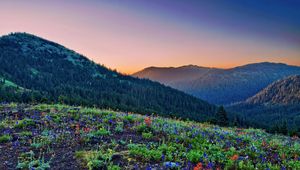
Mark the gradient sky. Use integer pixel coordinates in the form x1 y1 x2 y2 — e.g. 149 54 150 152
1 0 300 74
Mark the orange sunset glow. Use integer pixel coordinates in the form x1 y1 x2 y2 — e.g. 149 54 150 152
1 0 299 74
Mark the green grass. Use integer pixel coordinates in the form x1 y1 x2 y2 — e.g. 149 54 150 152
0 77 26 91
0 134 12 143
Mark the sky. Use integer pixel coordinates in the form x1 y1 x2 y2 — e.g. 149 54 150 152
0 0 300 74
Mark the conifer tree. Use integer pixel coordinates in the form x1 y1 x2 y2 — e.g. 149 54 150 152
216 106 229 126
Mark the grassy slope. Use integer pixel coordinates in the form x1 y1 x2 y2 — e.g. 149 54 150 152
0 103 299 170
0 78 26 91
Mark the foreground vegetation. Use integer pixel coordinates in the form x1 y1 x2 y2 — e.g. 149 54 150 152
0 103 299 169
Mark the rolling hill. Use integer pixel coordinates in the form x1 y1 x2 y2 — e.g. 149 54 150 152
227 75 300 133
245 75 300 105
0 32 216 122
133 63 300 105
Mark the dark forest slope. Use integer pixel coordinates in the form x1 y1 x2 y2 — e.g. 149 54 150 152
0 33 216 121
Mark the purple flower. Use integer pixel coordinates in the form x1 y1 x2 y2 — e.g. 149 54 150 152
203 152 208 159
161 154 165 161
45 115 51 120
164 162 180 168
3 129 11 134
207 162 214 168
13 141 20 148
187 161 192 168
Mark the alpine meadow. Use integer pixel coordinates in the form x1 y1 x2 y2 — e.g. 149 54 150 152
0 1 300 170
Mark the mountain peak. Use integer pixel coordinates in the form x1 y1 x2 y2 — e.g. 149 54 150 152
3 32 48 42
2 32 62 47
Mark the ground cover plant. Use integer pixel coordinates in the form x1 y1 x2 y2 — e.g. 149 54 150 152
0 103 299 169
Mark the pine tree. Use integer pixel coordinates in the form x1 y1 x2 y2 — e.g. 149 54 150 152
280 121 288 135
233 116 238 127
216 106 229 126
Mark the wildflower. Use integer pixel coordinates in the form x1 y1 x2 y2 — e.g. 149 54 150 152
45 115 51 120
187 161 192 168
231 154 239 161
194 162 202 170
207 162 214 169
281 153 286 160
161 154 165 161
144 117 152 127
164 162 172 168
4 129 11 134
84 127 91 133
164 162 180 168
13 141 20 148
262 140 267 147
75 124 80 135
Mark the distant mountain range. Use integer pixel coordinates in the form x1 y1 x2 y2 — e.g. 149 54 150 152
0 33 216 121
133 63 300 105
228 75 300 132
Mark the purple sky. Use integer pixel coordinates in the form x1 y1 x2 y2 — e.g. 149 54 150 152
1 0 299 73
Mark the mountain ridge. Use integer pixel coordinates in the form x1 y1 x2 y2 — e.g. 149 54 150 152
135 62 295 72
133 62 300 104
0 32 216 121
245 75 300 105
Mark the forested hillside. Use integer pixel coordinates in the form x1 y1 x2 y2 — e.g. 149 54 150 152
0 33 216 122
228 75 300 135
